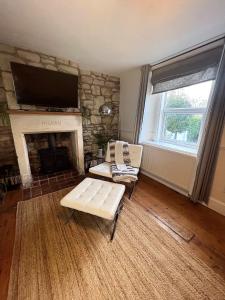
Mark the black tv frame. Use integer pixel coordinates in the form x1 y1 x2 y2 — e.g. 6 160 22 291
10 62 79 109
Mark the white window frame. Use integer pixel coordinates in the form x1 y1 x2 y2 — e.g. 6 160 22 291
157 86 213 150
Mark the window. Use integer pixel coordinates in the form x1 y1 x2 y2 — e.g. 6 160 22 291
158 81 213 149
140 80 214 153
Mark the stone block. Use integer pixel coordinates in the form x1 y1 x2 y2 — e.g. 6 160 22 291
6 91 18 109
112 93 120 102
82 118 91 126
58 64 79 75
93 79 105 86
0 75 3 87
104 97 112 103
28 62 44 68
112 87 119 92
84 90 91 94
101 87 113 97
45 65 57 71
0 54 24 71
41 54 54 60
69 60 79 68
94 96 104 109
91 85 101 96
81 75 93 84
2 72 14 91
0 88 6 102
56 57 69 65
41 58 55 65
112 115 119 125
84 94 94 101
91 115 101 124
91 71 102 77
80 69 91 76
17 50 40 62
105 81 118 88
81 83 90 90
108 76 120 82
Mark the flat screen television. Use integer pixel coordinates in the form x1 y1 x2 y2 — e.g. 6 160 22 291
11 62 79 108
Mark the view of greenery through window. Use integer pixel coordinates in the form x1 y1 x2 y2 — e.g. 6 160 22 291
160 81 213 147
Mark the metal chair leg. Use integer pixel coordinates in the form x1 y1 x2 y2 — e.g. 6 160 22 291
128 181 136 199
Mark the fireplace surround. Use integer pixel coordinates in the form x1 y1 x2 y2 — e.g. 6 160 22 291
9 110 84 187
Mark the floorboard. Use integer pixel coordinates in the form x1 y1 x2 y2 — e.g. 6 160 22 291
1 174 225 299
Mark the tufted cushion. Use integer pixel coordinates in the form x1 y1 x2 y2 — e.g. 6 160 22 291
89 162 139 183
89 162 112 178
60 177 125 220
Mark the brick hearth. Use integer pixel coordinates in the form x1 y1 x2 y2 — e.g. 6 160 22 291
22 169 83 200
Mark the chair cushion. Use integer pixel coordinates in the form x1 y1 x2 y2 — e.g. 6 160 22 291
89 162 112 178
89 162 139 183
60 177 125 220
105 143 143 168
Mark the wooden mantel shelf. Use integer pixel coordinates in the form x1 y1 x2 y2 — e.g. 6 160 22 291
7 109 82 116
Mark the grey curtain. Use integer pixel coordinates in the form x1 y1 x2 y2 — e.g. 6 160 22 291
133 65 151 144
191 44 225 203
151 45 223 94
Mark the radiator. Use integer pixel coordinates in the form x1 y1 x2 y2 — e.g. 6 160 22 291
141 144 196 194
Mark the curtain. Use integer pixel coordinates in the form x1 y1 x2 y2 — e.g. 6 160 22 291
191 44 225 203
133 64 151 144
151 45 223 94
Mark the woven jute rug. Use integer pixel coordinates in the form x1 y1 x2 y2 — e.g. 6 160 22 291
8 188 225 300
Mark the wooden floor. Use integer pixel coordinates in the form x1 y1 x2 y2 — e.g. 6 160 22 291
1 174 225 299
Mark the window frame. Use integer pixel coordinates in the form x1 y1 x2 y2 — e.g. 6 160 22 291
157 84 213 150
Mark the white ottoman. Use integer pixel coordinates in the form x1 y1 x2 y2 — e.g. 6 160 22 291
60 177 125 240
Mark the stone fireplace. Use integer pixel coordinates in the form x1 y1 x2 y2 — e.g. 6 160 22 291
9 110 84 187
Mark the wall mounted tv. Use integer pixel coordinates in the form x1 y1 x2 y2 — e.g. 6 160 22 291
11 62 79 108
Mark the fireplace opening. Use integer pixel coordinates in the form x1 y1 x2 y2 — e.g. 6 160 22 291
39 146 71 174
25 132 76 175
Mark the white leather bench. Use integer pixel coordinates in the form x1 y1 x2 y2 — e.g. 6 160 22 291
60 177 125 240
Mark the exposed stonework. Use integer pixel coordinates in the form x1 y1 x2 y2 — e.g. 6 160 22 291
0 43 120 168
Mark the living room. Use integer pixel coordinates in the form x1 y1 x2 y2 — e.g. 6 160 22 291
1 1 225 299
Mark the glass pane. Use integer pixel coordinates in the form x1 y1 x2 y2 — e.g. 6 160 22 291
165 81 213 109
162 113 203 145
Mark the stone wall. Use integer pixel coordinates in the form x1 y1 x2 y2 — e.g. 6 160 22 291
0 43 120 168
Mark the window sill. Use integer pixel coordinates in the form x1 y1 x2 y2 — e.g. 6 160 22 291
141 140 198 157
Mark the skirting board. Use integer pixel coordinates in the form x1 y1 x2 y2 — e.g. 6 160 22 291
207 197 225 217
141 169 225 217
140 169 189 197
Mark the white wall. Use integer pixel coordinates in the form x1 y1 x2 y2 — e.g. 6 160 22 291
119 68 225 216
208 127 225 216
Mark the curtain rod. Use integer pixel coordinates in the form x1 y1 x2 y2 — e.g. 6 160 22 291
151 33 225 68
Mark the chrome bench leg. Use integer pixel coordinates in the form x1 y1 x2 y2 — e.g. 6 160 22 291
110 203 124 241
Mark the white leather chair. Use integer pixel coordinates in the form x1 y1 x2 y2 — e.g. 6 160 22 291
89 142 143 198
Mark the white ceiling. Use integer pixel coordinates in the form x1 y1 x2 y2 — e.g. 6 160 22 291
0 0 225 75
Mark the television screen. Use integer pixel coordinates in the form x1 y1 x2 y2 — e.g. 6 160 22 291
11 62 79 108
